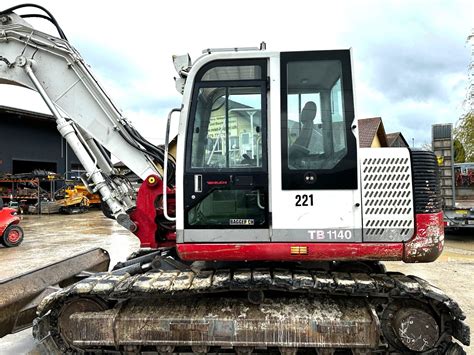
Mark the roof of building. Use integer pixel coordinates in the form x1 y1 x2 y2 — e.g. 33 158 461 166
358 117 388 147
0 105 53 122
386 132 409 147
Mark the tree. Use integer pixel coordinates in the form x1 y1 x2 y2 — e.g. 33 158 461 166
453 139 466 163
454 112 474 162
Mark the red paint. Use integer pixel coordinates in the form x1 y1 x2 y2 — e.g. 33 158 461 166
177 213 444 263
207 181 228 185
129 176 176 248
0 207 22 247
403 212 444 263
129 184 443 264
177 242 404 261
0 207 20 235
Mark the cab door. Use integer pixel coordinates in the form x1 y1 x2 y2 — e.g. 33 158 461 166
183 60 269 243
271 50 362 242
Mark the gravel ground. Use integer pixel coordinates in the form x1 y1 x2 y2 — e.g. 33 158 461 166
0 211 472 354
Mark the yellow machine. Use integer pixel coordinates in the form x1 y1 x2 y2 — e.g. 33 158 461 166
56 184 100 214
70 184 101 206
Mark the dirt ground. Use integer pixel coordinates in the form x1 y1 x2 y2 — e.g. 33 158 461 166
0 211 472 354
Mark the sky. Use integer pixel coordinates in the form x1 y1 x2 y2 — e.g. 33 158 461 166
0 0 472 147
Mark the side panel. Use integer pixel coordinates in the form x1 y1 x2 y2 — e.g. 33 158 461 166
177 242 403 261
360 148 415 242
271 190 362 242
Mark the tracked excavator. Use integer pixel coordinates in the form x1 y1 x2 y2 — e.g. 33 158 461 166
0 4 470 354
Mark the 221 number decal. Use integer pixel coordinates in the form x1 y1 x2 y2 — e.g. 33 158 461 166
295 194 314 207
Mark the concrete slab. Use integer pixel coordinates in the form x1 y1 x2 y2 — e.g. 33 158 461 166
0 211 139 281
0 210 139 354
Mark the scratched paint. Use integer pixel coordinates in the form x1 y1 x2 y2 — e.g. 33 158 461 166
404 212 444 262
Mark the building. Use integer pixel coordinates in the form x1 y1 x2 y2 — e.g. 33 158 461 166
0 105 81 176
358 117 388 148
358 117 409 148
386 132 409 148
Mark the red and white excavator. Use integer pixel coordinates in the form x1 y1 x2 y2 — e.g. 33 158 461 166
0 4 470 354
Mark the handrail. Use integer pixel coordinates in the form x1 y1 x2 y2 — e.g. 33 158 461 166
163 107 182 222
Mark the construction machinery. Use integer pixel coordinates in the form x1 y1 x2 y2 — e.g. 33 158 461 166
55 183 101 214
0 197 23 247
0 4 470 354
74 183 101 206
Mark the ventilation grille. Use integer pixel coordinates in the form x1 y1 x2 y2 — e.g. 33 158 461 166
410 150 442 214
360 149 414 242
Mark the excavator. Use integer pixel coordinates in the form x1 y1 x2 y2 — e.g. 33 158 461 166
0 4 470 354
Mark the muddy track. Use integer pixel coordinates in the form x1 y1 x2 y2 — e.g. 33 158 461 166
34 268 470 354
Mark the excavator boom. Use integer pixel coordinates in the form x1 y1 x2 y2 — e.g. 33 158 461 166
0 10 164 231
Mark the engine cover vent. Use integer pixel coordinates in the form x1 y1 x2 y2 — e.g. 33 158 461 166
410 150 442 214
360 148 414 242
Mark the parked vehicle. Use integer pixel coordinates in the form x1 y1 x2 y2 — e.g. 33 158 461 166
432 124 474 231
7 200 19 213
54 183 101 214
0 198 24 247
445 163 474 230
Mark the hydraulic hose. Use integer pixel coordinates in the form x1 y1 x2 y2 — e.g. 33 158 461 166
0 3 68 40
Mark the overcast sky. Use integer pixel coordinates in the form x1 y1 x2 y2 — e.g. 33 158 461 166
0 0 472 147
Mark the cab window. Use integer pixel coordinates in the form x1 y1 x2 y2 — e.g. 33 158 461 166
281 51 357 190
190 86 264 169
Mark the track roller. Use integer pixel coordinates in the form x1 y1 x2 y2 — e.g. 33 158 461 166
235 347 254 355
156 345 175 354
279 347 297 355
191 345 210 354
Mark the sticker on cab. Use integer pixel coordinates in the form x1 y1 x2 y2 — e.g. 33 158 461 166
230 219 255 226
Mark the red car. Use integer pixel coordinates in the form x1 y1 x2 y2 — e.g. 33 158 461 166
0 198 24 247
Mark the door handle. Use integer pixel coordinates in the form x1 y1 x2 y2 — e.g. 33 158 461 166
194 174 202 193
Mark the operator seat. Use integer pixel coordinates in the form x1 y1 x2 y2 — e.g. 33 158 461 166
289 101 317 161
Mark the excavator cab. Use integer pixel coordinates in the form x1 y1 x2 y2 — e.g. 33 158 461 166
174 49 445 266
176 50 361 258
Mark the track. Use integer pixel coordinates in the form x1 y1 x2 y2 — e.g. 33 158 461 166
33 261 470 355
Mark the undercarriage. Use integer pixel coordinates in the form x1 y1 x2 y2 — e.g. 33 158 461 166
33 252 470 354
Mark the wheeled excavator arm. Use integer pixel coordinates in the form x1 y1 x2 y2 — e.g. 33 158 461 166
0 8 172 231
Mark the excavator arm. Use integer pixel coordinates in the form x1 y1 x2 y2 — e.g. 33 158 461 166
0 8 172 231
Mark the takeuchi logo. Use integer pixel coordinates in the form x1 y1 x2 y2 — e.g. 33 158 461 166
207 181 228 185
